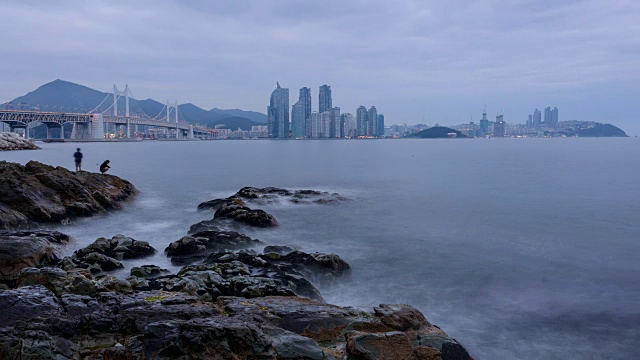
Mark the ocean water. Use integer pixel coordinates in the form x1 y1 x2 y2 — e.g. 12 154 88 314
2 138 639 359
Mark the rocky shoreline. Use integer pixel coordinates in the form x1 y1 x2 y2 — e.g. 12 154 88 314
0 160 137 228
0 172 472 359
0 132 39 151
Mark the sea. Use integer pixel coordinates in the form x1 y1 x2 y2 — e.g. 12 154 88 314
2 138 639 359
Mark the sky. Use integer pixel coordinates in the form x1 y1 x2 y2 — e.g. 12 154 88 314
1 0 639 134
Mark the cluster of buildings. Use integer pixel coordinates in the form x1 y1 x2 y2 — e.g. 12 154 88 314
268 83 384 139
455 106 560 138
526 106 559 129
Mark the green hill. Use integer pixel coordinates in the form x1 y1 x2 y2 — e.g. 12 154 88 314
576 123 628 137
412 126 467 139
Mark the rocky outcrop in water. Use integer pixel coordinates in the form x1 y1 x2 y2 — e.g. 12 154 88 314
198 186 348 211
0 132 39 151
60 234 156 274
0 160 137 228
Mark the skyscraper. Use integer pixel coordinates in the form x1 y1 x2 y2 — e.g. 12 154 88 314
368 106 378 136
480 110 489 136
494 114 506 137
377 114 385 137
342 113 355 138
291 101 305 138
533 109 542 128
319 85 332 113
552 107 559 126
299 87 312 121
544 106 552 126
356 106 368 136
267 82 289 138
527 115 533 128
320 111 331 138
330 107 341 138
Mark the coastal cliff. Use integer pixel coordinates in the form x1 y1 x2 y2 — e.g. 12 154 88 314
0 173 472 359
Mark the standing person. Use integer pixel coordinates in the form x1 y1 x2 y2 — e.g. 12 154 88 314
73 148 83 172
99 160 110 174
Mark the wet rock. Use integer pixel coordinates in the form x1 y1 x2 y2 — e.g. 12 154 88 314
0 285 63 328
214 200 279 227
74 234 156 260
347 331 414 360
0 160 137 228
264 245 298 255
0 230 70 285
165 230 262 265
187 219 220 234
197 187 348 211
130 265 169 279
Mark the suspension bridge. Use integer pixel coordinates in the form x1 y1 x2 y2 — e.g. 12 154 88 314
0 85 214 140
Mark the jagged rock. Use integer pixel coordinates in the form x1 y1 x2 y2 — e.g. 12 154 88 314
0 160 136 228
165 230 262 265
130 265 169 279
214 200 279 227
0 230 70 285
187 219 220 234
347 331 415 359
197 187 348 211
264 245 298 255
74 234 156 260
0 132 39 151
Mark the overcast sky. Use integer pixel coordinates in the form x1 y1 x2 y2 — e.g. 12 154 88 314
1 0 639 134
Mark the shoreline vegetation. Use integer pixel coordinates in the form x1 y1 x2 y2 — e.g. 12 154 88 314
0 162 472 359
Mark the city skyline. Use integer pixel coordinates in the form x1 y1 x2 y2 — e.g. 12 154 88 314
0 1 638 135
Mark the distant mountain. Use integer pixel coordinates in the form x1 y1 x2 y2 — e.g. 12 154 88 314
208 116 260 131
412 126 467 138
10 79 108 113
210 108 267 124
5 79 267 126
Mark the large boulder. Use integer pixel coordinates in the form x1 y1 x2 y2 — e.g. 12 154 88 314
213 200 279 227
0 160 137 228
0 230 70 285
165 230 262 264
74 234 156 260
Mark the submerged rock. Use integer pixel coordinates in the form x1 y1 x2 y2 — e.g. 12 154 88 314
0 160 137 228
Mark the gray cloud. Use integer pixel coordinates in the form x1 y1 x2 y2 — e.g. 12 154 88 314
1 0 638 133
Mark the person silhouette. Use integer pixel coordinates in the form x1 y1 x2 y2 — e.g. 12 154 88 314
99 160 110 174
73 148 83 172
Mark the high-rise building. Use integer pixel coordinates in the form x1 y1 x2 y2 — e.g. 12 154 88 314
310 111 321 138
544 106 552 126
319 85 332 114
551 107 559 126
377 114 385 137
291 101 305 138
494 114 506 137
527 115 533 128
356 106 368 136
342 113 355 138
368 106 378 136
480 110 489 136
299 87 312 121
267 82 289 138
532 109 542 128
320 111 331 138
330 107 341 138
